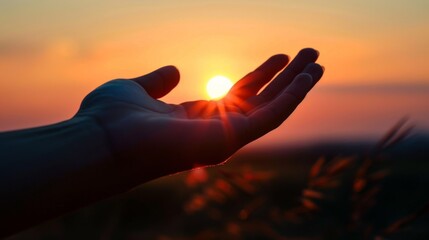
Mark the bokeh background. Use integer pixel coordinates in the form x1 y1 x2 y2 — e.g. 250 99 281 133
2 1 429 239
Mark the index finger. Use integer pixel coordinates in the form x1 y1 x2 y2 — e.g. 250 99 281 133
227 54 289 99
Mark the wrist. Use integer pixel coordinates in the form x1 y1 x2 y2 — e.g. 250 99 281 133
0 116 121 235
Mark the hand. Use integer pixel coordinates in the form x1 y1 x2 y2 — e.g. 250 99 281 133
76 48 324 188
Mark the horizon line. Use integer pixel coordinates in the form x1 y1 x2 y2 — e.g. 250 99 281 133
317 82 429 93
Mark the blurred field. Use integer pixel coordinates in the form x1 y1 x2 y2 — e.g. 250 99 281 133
8 124 429 240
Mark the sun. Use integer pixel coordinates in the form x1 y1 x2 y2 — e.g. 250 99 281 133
206 75 233 99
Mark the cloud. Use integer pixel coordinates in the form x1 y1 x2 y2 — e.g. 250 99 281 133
0 39 45 59
0 38 92 60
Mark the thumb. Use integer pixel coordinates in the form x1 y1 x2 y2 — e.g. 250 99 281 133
131 65 180 99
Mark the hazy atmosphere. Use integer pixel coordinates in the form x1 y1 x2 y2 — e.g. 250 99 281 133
2 1 429 239
1 0 428 144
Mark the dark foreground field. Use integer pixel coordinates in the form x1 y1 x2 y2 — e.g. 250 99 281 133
8 128 429 240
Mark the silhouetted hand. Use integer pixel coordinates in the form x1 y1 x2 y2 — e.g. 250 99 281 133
76 48 324 187
0 48 324 236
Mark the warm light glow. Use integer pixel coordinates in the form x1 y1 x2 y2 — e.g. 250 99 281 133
206 76 233 99
1 1 429 133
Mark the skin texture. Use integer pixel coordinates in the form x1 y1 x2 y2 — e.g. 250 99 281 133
0 48 323 237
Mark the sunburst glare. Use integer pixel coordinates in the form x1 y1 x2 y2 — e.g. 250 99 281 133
206 75 233 99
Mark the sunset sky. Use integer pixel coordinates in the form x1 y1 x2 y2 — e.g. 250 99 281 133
0 0 428 141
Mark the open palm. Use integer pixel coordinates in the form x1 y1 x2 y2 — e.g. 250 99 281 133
76 48 324 187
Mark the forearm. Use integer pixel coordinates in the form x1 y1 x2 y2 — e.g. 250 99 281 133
0 116 118 237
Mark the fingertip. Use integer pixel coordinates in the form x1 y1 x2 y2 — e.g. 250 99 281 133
132 65 181 99
303 62 324 84
285 73 313 100
304 62 322 70
159 65 180 86
300 47 319 55
298 48 319 61
271 54 290 65
257 54 289 72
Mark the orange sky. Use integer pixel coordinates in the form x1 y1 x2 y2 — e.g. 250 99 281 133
0 0 428 132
